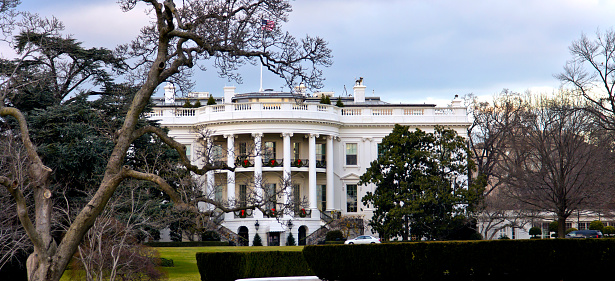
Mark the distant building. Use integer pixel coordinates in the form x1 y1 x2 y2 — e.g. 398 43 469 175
148 79 469 245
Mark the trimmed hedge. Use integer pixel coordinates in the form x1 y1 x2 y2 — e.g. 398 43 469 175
145 241 228 247
196 251 313 281
303 239 615 281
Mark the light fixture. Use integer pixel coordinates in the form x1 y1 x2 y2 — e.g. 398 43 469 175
255 220 260 231
287 219 293 230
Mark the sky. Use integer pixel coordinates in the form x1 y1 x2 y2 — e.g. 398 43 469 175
11 0 615 106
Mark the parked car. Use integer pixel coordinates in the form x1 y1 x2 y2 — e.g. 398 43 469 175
565 230 603 238
344 235 381 244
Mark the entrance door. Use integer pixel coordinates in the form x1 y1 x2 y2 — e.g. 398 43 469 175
298 226 307 245
268 232 280 246
238 226 249 246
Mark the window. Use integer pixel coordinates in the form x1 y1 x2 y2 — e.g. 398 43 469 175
239 142 248 157
317 185 326 211
239 185 247 207
264 141 276 162
377 143 384 159
346 143 357 165
211 145 224 165
578 222 590 230
214 185 223 202
185 144 192 160
265 183 277 210
293 184 301 212
293 142 300 160
316 143 326 167
346 184 357 212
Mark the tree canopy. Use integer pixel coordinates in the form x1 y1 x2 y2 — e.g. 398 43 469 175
360 125 477 241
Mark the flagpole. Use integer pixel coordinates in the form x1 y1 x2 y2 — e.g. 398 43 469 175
259 19 264 92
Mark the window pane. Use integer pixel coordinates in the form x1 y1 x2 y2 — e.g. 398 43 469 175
293 143 300 160
318 185 326 211
239 185 247 207
346 143 357 165
347 184 357 212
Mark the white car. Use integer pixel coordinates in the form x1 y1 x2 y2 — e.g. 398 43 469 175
344 235 381 244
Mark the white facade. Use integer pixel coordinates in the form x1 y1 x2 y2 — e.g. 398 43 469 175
149 81 470 245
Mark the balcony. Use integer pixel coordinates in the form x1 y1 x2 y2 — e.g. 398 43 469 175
147 102 468 126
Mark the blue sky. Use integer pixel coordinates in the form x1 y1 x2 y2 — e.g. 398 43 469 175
11 0 615 105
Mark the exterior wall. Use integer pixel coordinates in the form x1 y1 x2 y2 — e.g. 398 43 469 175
149 90 470 244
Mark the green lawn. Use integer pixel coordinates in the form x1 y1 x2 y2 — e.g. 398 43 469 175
157 246 304 281
61 246 304 281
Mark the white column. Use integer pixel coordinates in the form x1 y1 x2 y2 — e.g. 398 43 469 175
253 133 263 219
206 137 214 210
309 134 318 210
225 134 235 205
283 133 293 209
326 135 335 211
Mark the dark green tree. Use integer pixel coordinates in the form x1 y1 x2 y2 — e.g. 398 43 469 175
252 233 263 246
207 96 216 105
335 97 344 107
361 125 476 240
286 232 296 246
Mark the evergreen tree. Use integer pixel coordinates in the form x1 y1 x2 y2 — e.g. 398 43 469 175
183 100 193 108
286 232 296 246
207 95 216 105
335 97 344 107
194 100 202 107
360 125 476 240
253 233 263 246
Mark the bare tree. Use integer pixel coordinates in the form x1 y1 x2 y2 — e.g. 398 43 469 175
0 1 331 281
69 188 164 281
495 93 615 238
556 29 615 131
467 90 533 238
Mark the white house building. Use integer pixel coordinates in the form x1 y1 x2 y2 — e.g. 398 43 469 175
148 79 470 245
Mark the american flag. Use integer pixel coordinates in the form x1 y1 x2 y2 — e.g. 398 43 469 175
261 19 275 31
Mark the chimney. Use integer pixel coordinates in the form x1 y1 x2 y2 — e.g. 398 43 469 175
294 82 307 96
164 82 175 104
224 86 236 103
353 77 366 103
451 94 462 107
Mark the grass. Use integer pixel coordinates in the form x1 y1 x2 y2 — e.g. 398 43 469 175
61 246 304 281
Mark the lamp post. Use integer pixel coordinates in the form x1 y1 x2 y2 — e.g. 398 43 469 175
287 219 293 230
255 220 260 231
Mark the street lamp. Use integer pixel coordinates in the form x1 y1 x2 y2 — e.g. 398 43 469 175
287 219 293 230
254 220 260 231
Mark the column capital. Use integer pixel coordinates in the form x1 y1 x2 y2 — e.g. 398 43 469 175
281 132 294 138
251 132 263 138
223 134 237 138
309 133 319 138
362 137 373 142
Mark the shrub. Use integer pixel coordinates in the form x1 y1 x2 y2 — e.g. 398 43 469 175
196 251 313 281
604 226 615 236
207 95 216 105
182 100 193 108
566 228 578 234
158 258 174 267
589 220 604 231
325 230 344 241
286 233 296 246
303 239 615 281
194 100 202 107
529 227 542 238
335 97 344 107
548 221 558 233
497 234 510 240
201 230 221 241
253 233 263 246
